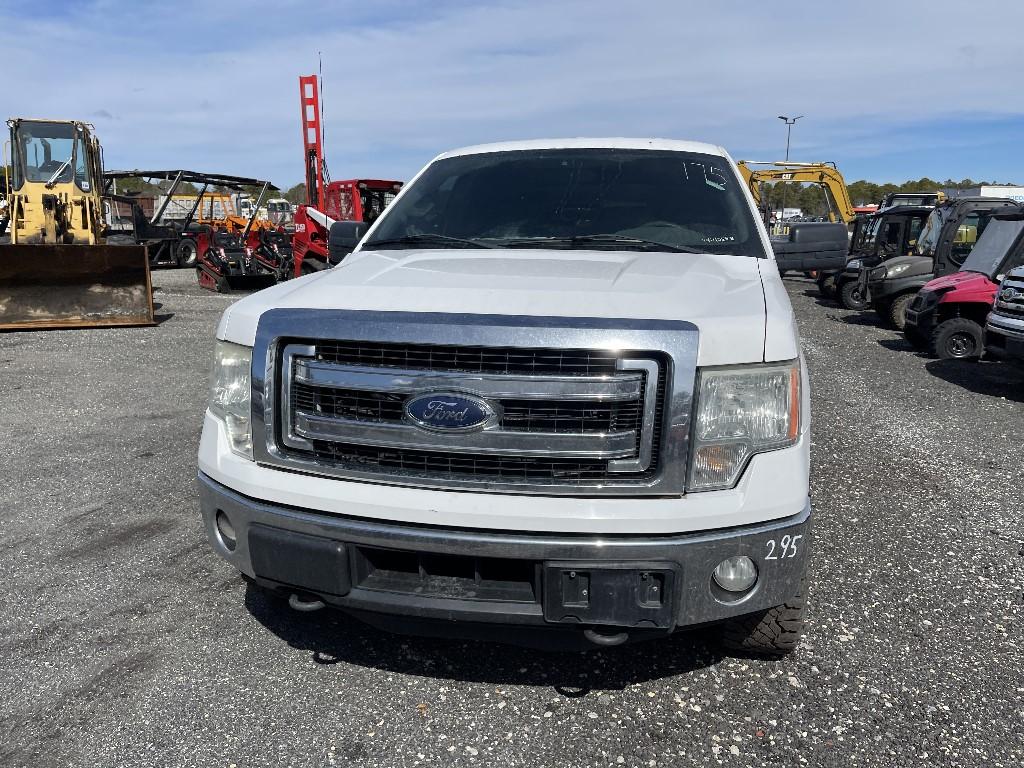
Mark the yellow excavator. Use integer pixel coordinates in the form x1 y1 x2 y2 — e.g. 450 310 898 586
736 160 856 226
1 118 153 330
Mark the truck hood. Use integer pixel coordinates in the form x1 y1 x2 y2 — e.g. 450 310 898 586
218 249 771 366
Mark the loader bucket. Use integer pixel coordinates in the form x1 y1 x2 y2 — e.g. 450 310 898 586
0 244 155 330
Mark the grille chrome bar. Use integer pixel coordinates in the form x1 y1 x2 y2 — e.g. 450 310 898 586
293 411 637 458
252 309 699 496
294 360 643 401
608 359 660 473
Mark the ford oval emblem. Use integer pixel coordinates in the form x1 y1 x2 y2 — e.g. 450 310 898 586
404 392 496 433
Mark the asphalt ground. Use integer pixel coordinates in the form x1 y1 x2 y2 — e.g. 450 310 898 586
1 269 1022 768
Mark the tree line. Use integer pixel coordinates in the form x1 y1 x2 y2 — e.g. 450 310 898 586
762 177 1015 216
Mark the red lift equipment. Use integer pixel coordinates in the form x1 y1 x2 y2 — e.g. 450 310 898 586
291 75 402 277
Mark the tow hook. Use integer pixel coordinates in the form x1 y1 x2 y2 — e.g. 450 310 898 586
288 593 326 612
583 628 629 647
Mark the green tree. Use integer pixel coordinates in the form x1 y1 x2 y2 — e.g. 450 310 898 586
283 183 307 205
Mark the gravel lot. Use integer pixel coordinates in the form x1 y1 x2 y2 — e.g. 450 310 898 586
2 269 1022 767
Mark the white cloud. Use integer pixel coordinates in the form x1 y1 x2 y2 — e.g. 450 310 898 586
3 0 1021 186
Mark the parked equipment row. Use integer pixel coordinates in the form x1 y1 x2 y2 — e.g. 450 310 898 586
807 194 1024 370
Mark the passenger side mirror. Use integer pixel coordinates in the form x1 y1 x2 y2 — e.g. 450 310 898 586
328 220 369 265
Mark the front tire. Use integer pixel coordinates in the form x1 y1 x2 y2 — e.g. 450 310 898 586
817 272 836 299
839 280 868 311
930 318 983 360
720 583 806 657
888 293 915 330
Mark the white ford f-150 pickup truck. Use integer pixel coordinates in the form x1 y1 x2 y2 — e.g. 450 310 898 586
198 138 811 654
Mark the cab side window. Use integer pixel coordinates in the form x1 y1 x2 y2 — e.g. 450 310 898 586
905 216 925 250
950 213 982 265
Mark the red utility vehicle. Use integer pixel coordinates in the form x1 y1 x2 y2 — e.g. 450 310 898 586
292 75 402 276
905 207 1024 359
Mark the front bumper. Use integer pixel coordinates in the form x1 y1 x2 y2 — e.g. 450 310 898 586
904 294 938 336
985 316 1024 361
199 473 810 642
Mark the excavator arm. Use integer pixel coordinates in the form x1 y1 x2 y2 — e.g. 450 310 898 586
737 161 856 224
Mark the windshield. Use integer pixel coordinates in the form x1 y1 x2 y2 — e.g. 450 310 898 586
856 216 882 253
363 149 766 257
959 218 1024 277
360 186 399 224
915 207 949 256
11 120 91 191
884 193 936 208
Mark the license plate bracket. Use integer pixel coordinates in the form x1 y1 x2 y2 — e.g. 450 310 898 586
542 562 677 629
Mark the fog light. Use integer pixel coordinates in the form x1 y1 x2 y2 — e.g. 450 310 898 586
215 510 237 551
712 555 757 593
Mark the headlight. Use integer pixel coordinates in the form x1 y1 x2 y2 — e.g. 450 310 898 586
847 258 862 269
688 361 801 491
886 263 911 277
209 340 253 459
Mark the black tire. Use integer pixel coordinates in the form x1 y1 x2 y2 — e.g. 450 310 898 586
930 318 983 360
888 293 915 330
176 239 198 267
839 279 868 311
816 272 836 299
720 583 806 657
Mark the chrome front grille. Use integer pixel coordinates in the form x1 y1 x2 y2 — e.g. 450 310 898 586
993 275 1024 319
251 310 698 496
279 344 662 486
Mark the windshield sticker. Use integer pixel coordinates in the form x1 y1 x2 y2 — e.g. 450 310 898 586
703 235 736 243
683 161 729 191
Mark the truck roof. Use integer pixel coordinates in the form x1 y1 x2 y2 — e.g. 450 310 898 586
436 138 730 161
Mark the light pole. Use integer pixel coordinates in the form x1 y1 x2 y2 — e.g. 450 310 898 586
777 115 803 226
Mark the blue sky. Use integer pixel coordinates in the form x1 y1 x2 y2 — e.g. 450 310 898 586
4 0 1022 188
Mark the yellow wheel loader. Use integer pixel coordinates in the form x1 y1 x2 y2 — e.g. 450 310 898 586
1 118 154 330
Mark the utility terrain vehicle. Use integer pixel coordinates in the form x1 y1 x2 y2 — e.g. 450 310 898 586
832 206 932 309
905 207 1024 358
863 197 1015 329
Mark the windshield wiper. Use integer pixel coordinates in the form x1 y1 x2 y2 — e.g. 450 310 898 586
45 158 73 188
363 233 496 250
567 234 706 254
495 234 705 254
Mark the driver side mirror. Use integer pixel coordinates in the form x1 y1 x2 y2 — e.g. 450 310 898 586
328 220 369 265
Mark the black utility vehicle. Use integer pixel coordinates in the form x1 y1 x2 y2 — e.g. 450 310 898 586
831 206 932 310
862 197 1016 329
